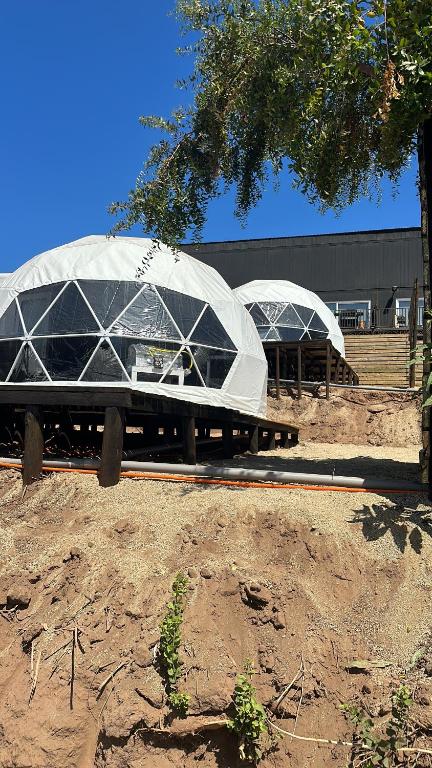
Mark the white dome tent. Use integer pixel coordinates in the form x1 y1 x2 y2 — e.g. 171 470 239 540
0 237 267 418
234 279 345 356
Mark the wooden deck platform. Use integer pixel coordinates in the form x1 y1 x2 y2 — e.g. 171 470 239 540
263 339 359 400
0 384 299 487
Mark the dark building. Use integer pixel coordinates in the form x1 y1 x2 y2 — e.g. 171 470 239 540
184 227 423 332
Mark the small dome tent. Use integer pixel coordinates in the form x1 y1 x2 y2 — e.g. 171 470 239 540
234 280 344 356
0 237 267 417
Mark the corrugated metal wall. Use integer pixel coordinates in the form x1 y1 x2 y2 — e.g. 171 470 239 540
184 228 422 309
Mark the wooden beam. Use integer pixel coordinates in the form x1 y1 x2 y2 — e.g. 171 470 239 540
23 405 44 486
222 423 234 459
275 346 281 400
248 425 259 454
182 415 196 464
98 406 125 487
297 345 302 399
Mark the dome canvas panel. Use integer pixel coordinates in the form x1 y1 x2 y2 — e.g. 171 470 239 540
234 279 344 357
0 236 267 417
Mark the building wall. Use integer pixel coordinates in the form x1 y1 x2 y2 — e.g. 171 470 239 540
184 227 422 320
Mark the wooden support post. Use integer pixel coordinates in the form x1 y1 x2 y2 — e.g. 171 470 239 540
409 277 419 388
98 406 125 488
182 415 196 465
297 345 302 399
266 430 276 450
335 355 342 385
275 345 281 400
248 425 259 454
23 406 44 486
342 362 348 385
198 425 206 440
325 343 331 400
222 423 234 459
280 430 290 448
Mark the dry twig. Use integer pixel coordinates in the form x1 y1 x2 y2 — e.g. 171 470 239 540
97 661 128 699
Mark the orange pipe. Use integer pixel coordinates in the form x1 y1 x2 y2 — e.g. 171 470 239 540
0 461 426 494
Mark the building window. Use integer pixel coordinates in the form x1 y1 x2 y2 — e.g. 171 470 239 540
326 300 371 330
395 298 424 328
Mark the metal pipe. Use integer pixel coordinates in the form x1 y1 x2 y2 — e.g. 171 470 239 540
0 456 423 492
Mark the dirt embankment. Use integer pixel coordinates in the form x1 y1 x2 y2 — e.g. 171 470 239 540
268 389 421 447
0 448 431 768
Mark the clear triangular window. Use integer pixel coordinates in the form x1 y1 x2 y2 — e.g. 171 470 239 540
0 340 22 380
9 343 48 382
265 327 281 341
309 330 328 340
249 303 269 325
112 285 181 340
259 302 283 324
277 304 304 328
292 304 314 326
81 341 128 382
33 283 100 336
190 345 236 389
278 327 305 342
78 280 142 329
256 326 269 340
189 307 236 350
32 336 98 380
308 312 328 332
157 287 205 338
18 283 65 334
0 300 24 338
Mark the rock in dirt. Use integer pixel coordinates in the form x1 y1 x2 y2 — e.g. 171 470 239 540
242 583 272 608
200 568 214 579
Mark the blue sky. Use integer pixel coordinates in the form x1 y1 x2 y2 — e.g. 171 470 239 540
0 0 420 273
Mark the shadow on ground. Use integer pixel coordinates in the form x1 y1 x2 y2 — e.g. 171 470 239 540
351 503 432 553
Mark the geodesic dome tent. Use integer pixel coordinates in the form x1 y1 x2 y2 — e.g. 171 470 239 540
234 280 345 356
0 237 267 417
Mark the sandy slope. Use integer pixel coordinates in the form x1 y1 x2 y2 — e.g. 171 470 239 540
0 440 431 767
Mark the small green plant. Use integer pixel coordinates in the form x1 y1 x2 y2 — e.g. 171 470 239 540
228 660 268 764
158 573 190 717
342 685 413 767
168 690 190 717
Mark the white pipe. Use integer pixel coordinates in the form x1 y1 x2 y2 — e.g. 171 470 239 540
0 456 423 492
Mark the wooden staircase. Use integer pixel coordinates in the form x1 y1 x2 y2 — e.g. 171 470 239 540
343 333 421 387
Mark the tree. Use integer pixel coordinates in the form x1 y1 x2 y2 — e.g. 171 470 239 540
110 0 432 482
